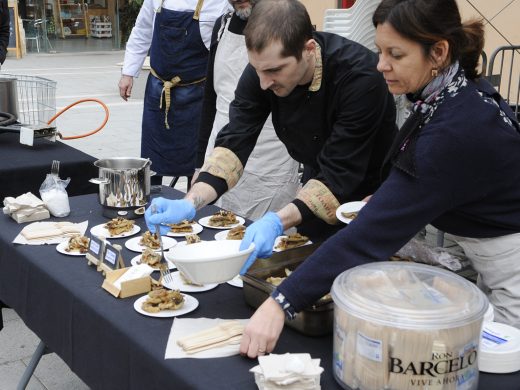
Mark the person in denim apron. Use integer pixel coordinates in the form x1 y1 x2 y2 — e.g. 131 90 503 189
119 0 230 186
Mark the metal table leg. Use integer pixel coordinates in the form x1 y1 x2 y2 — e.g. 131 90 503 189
17 340 49 390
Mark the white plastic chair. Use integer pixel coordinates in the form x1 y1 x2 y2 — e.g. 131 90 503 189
323 0 380 52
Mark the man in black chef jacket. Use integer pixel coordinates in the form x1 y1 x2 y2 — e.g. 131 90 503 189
146 0 397 272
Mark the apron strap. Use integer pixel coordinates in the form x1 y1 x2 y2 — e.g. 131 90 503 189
150 67 206 129
155 0 165 13
193 0 205 20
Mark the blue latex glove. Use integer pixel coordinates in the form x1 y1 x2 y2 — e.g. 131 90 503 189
145 197 196 235
239 212 284 275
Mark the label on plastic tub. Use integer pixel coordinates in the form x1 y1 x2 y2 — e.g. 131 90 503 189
356 331 383 362
481 326 510 349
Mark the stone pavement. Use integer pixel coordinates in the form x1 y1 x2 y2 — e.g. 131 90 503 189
0 51 185 390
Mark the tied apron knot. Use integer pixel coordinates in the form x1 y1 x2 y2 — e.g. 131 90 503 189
150 67 205 129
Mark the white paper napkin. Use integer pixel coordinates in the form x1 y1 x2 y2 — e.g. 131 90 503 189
3 192 50 222
250 354 323 390
13 221 89 245
165 318 249 359
113 264 154 290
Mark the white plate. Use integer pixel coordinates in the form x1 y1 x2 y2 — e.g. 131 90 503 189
214 230 231 241
130 254 176 271
90 223 141 239
162 271 218 293
226 274 243 288
166 222 203 237
56 240 87 256
336 201 367 224
273 236 313 252
198 215 245 230
124 236 177 253
133 293 198 318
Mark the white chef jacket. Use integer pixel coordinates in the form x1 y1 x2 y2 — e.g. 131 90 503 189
122 0 231 78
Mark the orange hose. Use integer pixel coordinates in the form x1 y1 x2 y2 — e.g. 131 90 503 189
46 98 110 140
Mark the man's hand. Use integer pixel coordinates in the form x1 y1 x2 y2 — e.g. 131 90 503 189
240 297 285 358
145 198 196 235
239 212 283 274
119 75 133 101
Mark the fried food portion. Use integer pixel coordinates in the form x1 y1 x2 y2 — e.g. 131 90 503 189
208 210 238 227
104 217 134 236
141 288 184 313
226 225 246 240
140 248 161 268
168 219 194 233
266 268 292 286
275 233 309 251
266 268 330 301
179 271 203 287
65 234 90 253
139 231 160 249
341 211 358 220
185 234 201 245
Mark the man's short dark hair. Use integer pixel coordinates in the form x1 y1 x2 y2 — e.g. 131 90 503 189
244 0 313 61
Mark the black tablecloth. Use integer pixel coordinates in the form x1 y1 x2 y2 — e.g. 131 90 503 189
0 188 518 390
0 132 98 199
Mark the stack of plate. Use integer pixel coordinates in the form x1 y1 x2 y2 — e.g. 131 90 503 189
479 321 520 373
483 304 494 323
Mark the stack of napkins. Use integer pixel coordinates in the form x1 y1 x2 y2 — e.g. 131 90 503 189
13 221 88 245
250 353 324 390
3 192 50 223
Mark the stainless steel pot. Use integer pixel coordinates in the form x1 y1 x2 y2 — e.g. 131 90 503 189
90 157 154 219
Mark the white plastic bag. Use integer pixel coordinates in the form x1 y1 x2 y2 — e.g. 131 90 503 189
39 174 71 217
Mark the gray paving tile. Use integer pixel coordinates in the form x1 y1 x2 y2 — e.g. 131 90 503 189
0 317 41 365
0 360 45 390
1 308 18 323
22 353 90 390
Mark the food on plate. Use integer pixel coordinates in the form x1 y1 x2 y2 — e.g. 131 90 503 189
208 210 238 227
104 217 135 236
139 231 160 249
140 248 161 268
65 234 90 253
168 219 194 233
226 225 246 240
185 234 201 245
274 233 309 250
141 288 184 313
341 211 358 220
179 271 203 287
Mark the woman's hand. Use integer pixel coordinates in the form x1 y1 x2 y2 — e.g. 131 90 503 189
362 194 373 202
240 297 285 358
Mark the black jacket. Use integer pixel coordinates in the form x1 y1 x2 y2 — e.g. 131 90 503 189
201 32 397 221
0 0 9 64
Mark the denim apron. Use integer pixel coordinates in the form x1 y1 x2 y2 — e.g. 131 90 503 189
141 0 207 177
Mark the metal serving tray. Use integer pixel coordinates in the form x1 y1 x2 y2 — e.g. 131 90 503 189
242 243 333 336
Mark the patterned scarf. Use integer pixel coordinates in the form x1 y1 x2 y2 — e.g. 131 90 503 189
411 61 466 124
388 62 467 177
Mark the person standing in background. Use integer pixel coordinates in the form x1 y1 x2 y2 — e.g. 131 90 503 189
118 0 230 188
197 0 300 220
0 0 9 70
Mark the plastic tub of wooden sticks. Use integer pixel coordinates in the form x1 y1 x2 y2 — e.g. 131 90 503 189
331 261 488 390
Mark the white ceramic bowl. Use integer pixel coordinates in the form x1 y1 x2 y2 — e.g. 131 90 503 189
165 240 255 284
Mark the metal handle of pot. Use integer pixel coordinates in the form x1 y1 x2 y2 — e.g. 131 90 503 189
89 178 110 185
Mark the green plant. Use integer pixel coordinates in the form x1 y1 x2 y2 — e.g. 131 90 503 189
119 0 143 46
